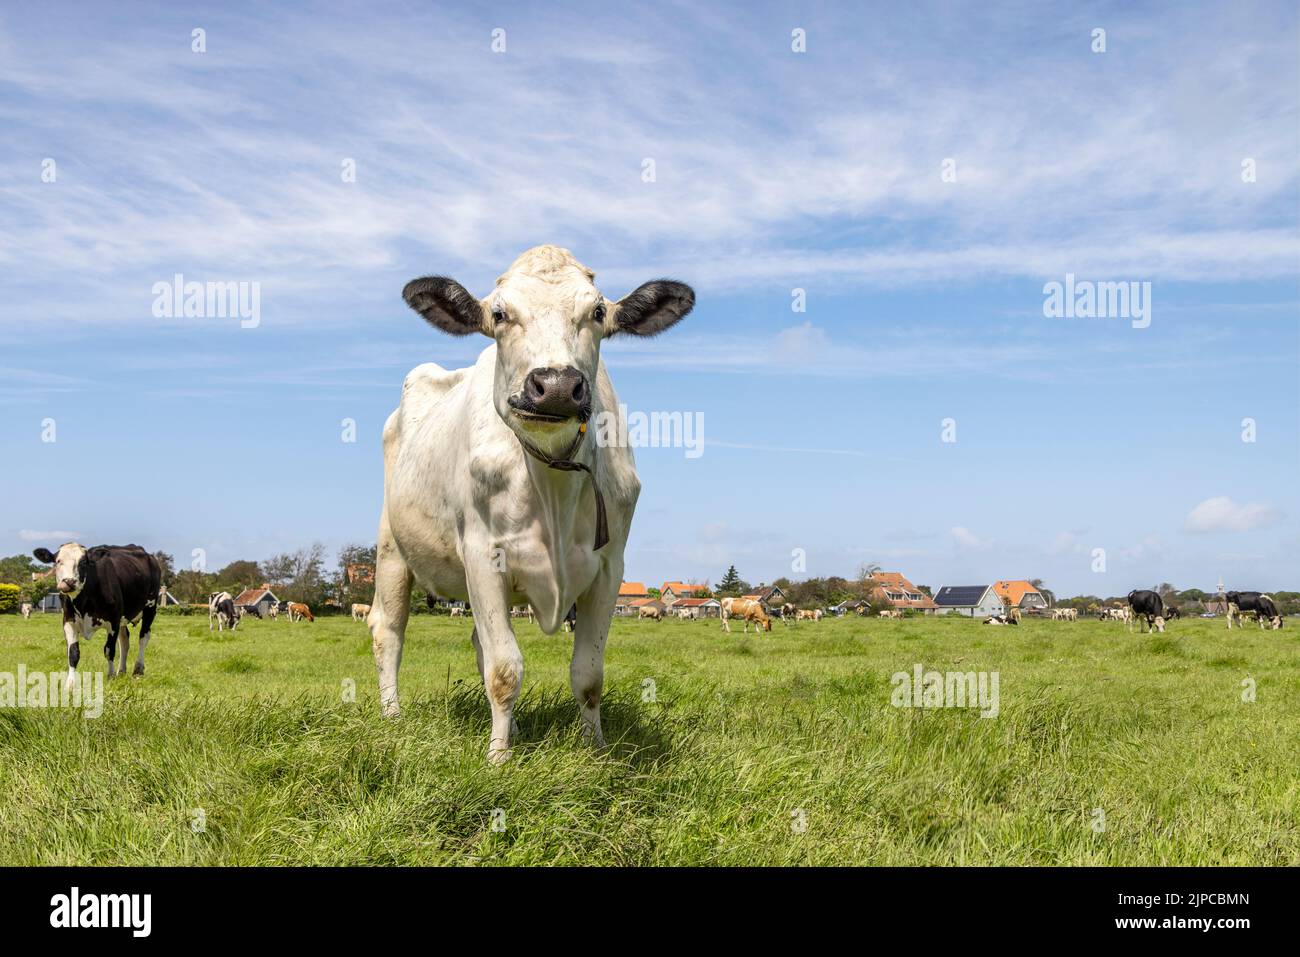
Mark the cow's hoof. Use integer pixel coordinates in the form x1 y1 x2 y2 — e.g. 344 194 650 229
487 746 513 766
381 703 401 719
133 665 144 677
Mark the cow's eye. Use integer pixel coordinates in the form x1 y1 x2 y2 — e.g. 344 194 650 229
491 306 509 325
592 303 606 323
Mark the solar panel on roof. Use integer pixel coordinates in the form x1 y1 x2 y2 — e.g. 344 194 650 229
934 586 988 605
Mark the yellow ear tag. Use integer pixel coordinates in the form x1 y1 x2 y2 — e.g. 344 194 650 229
579 423 587 434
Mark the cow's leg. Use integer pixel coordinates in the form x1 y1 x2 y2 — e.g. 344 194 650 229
102 616 121 678
573 566 619 750
471 626 521 739
369 509 413 717
462 558 521 764
114 624 130 677
135 602 156 676
61 605 80 693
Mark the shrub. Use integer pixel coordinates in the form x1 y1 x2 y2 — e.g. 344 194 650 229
0 583 20 613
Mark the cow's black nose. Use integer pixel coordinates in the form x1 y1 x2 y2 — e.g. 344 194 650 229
522 367 589 419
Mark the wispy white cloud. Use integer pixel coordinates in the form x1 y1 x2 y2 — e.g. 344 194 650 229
18 529 79 543
0 3 1295 326
1184 497 1281 533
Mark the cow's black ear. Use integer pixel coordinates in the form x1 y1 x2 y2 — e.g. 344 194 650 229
33 548 55 564
402 277 487 337
611 280 695 337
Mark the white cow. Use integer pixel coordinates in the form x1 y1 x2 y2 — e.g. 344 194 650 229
351 603 371 621
20 602 32 619
367 245 694 762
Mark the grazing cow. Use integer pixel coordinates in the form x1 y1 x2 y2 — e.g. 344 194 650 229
450 606 466 618
366 246 694 762
878 609 902 619
351 603 371 622
208 592 232 631
562 604 578 632
266 602 280 620
1127 590 1164 633
241 604 263 620
638 605 663 621
1163 604 1181 620
20 602 32 619
779 602 796 624
1225 591 1283 630
213 595 239 631
983 615 1017 626
796 609 818 621
287 602 314 622
32 543 161 687
721 597 771 633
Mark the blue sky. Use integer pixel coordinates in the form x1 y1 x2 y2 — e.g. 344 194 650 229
1 1 1297 596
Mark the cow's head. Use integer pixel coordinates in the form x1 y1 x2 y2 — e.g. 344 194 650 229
403 245 694 458
33 543 92 596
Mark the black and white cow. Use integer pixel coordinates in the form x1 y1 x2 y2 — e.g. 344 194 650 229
1163 604 1182 620
213 595 239 631
1226 591 1283 630
32 543 162 689
1127 589 1165 633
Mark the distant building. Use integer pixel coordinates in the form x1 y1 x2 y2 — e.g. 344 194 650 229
346 564 375 585
233 586 280 617
741 585 788 610
660 581 709 604
672 597 722 619
933 585 1005 618
868 572 939 614
992 580 1048 610
615 582 649 615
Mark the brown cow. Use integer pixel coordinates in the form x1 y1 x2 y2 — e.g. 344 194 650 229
287 602 314 622
721 597 771 633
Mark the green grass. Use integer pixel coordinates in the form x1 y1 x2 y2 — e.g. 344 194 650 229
0 612 1295 865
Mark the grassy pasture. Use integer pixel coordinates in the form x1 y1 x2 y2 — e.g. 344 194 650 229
0 611 1295 865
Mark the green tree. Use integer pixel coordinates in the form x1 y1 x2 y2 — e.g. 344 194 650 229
216 560 262 592
152 551 176 585
0 554 40 585
1029 578 1056 606
717 565 742 594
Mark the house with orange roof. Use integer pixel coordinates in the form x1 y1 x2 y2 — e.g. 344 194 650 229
866 572 939 614
615 581 649 616
992 580 1048 611
233 585 280 617
671 597 722 619
741 584 788 610
660 581 709 604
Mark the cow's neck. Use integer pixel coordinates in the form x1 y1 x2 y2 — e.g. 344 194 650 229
516 425 609 551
